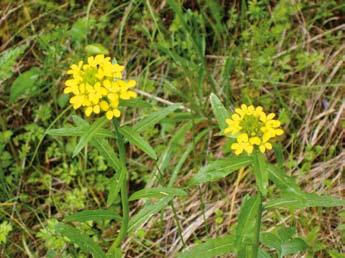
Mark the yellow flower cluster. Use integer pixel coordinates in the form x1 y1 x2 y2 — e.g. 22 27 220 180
224 104 284 155
64 55 137 120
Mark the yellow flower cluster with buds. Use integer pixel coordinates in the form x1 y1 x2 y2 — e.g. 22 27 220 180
64 55 137 120
224 104 284 155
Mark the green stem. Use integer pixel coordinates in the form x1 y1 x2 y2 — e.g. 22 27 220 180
253 192 263 257
109 119 129 252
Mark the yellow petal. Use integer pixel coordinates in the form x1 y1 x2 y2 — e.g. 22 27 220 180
93 105 100 114
85 107 93 117
106 110 113 120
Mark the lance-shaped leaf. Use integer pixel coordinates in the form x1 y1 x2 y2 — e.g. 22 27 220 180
129 187 187 201
55 223 106 258
128 197 172 233
210 93 230 131
267 165 301 195
133 104 181 132
47 127 114 138
189 155 252 186
107 166 126 207
266 192 345 209
73 117 108 157
64 209 121 223
119 126 157 160
252 152 269 196
235 194 262 257
177 234 236 258
90 138 121 172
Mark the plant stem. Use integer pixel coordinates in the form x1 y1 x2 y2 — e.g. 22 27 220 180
253 192 263 257
109 119 129 251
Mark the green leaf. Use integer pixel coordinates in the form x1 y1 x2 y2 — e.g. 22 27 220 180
69 17 95 42
90 138 121 172
106 248 122 258
85 43 109 56
266 192 345 209
64 209 121 223
258 249 272 258
106 166 126 207
209 93 229 131
47 127 114 138
0 44 27 82
55 223 106 258
280 238 307 257
235 194 262 257
261 226 307 258
10 68 40 102
267 165 301 195
129 187 187 201
128 197 172 233
120 98 152 108
328 250 345 258
73 117 108 157
252 152 269 196
119 126 157 160
177 234 235 258
189 155 252 186
133 104 181 132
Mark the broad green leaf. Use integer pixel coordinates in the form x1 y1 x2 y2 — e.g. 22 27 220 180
189 155 252 186
73 117 107 157
47 127 114 138
69 17 95 42
266 193 345 209
64 209 121 223
280 238 307 257
252 152 269 196
267 165 301 195
0 44 27 82
10 67 40 102
133 104 181 132
55 223 106 258
209 93 229 130
177 234 235 258
129 187 187 201
128 197 172 232
85 43 109 56
261 226 307 258
119 126 157 160
107 166 126 207
235 194 262 257
90 138 121 171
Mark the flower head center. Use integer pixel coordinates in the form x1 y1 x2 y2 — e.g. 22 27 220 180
82 67 98 85
240 115 262 136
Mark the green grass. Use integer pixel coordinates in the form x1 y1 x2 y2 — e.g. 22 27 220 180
0 0 344 257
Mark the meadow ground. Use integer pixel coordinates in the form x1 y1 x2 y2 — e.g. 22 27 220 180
0 1 344 257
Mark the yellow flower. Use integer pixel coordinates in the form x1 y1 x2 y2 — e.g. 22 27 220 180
64 55 137 120
225 104 284 155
